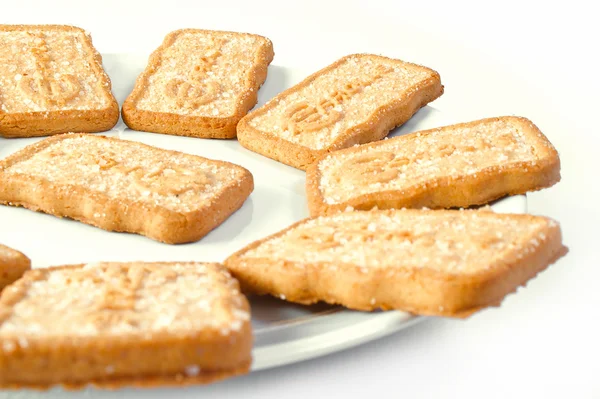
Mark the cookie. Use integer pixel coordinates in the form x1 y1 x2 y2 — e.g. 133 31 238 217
306 116 561 216
122 29 274 139
224 209 567 318
0 25 119 138
236 53 443 169
0 134 253 244
0 261 252 389
0 244 31 291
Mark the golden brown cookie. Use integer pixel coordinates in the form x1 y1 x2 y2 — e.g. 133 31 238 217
0 25 119 138
237 53 443 170
0 261 252 389
122 29 274 138
224 209 567 318
0 134 254 244
306 116 561 216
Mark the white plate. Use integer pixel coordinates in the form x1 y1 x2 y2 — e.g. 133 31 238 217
0 55 527 393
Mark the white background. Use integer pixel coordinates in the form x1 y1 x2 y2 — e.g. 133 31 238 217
1 1 599 398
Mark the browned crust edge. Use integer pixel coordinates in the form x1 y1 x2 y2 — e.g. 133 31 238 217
0 24 119 138
0 361 251 391
0 263 252 390
121 29 274 139
223 210 568 318
305 116 562 217
0 244 31 290
236 53 444 170
0 134 254 244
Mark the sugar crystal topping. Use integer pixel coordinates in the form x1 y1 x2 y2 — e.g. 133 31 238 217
0 262 250 337
0 28 112 113
242 210 551 274
318 119 541 204
248 55 435 150
135 31 266 116
3 136 246 212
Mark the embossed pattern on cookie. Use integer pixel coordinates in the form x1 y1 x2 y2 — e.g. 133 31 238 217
0 134 254 244
237 53 443 170
0 262 252 389
122 29 274 138
224 209 568 317
306 116 561 216
240 211 552 272
17 32 81 107
163 37 226 110
283 64 394 135
0 25 119 137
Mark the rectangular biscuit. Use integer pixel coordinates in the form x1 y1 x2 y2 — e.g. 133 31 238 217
0 134 254 244
0 25 119 138
0 244 31 291
306 116 561 216
236 53 443 170
122 29 274 139
224 209 568 318
0 261 252 389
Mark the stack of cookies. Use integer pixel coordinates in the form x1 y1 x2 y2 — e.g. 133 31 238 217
0 24 567 390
